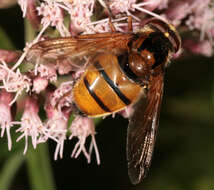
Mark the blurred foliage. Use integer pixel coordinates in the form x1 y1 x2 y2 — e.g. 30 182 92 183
0 5 214 190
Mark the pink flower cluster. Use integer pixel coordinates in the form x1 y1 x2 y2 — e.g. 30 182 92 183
0 0 213 163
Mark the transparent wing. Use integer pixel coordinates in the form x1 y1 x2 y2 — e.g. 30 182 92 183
127 74 164 184
27 33 133 71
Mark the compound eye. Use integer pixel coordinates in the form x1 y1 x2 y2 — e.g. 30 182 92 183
145 18 181 53
129 53 147 77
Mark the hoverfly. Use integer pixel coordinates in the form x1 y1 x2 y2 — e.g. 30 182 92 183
28 17 181 184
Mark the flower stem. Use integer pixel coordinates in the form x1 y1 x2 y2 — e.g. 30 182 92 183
24 19 36 43
0 152 24 190
26 144 56 190
24 19 56 190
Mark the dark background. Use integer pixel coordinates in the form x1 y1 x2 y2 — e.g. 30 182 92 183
0 5 214 190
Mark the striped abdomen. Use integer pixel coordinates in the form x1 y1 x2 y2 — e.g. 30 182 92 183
73 53 142 117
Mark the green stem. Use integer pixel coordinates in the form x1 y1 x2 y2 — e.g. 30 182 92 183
212 80 214 107
24 19 56 190
24 19 37 42
0 152 24 190
26 144 56 190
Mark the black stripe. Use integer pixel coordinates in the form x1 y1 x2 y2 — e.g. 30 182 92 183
94 61 131 105
83 77 111 112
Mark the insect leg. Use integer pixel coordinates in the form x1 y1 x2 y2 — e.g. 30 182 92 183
108 17 117 32
128 16 133 32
